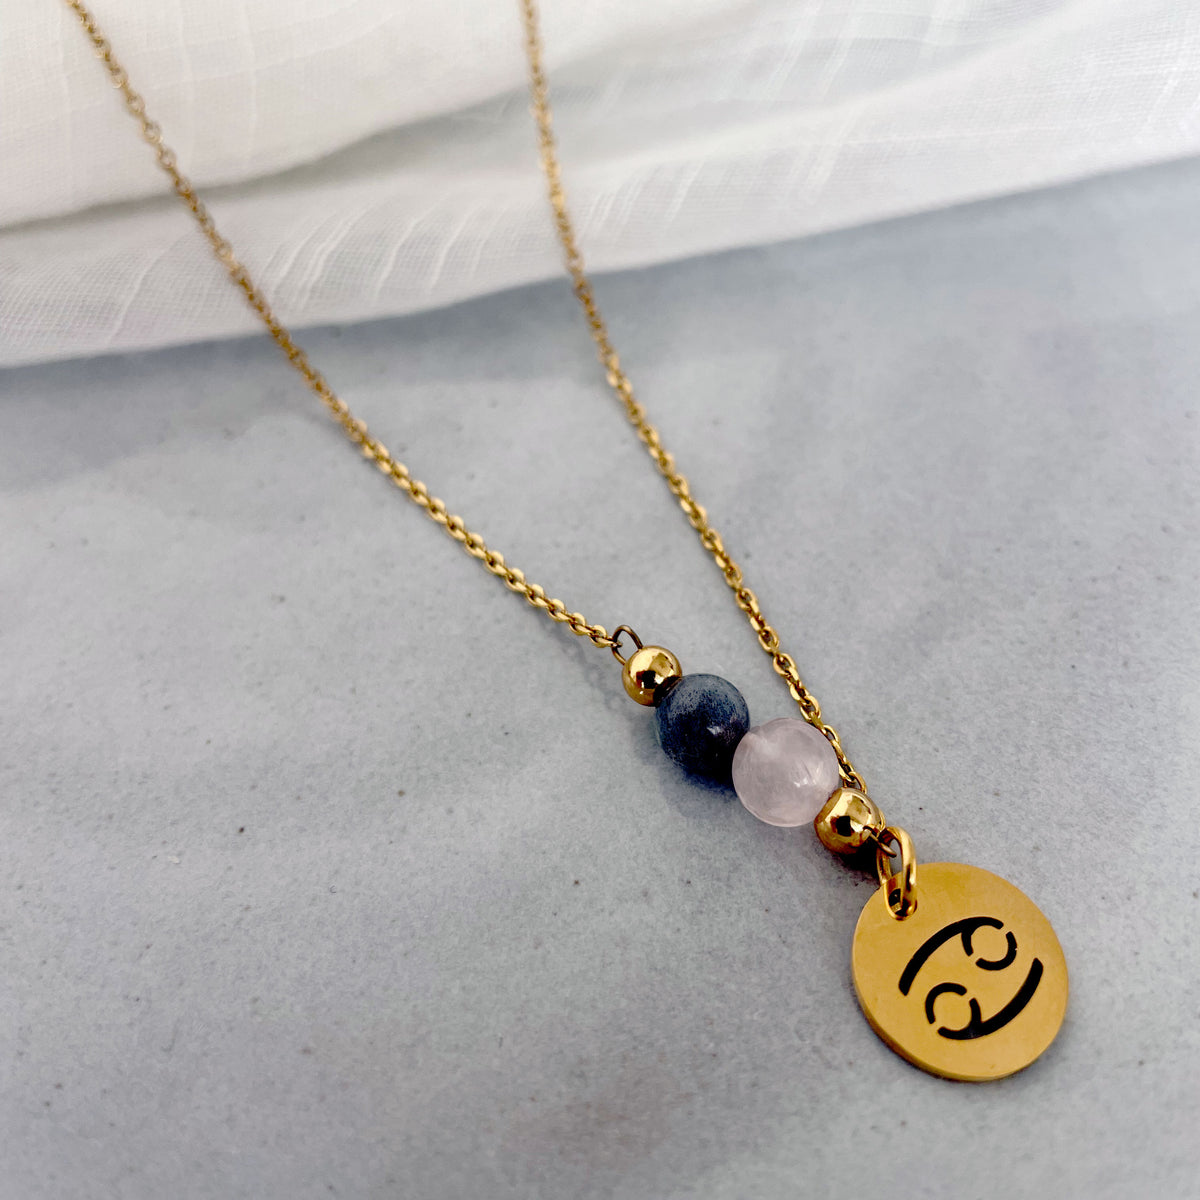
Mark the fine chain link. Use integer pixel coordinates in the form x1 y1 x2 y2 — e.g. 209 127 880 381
62 0 615 651
64 0 865 795
519 0 865 792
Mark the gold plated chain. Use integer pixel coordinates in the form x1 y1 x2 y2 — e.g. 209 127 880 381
64 0 864 794
518 0 864 791
61 1 614 651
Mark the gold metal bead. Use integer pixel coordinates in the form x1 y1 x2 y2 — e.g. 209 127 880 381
814 787 886 855
621 646 682 706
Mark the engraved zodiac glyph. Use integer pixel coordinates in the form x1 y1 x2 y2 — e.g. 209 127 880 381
899 916 1043 1041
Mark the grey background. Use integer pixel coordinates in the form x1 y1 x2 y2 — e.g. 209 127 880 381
2 157 1198 1199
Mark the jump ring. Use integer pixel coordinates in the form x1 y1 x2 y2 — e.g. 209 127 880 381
874 825 917 920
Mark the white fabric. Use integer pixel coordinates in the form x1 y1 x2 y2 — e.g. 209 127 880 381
3 0 1200 367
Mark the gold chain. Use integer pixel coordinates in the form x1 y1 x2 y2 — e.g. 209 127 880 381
519 0 865 791
63 0 865 794
61 0 614 651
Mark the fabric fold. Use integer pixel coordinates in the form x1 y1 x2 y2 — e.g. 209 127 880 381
3 0 1199 368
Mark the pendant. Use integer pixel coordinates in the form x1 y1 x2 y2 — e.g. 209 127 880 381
851 860 1068 1081
615 643 1072 1084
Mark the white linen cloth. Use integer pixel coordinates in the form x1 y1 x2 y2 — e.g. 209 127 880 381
3 0 1200 367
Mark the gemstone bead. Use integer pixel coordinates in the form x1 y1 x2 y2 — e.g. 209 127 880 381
654 673 749 782
731 717 841 827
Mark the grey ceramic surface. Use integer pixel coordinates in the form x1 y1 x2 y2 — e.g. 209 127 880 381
2 158 1198 1199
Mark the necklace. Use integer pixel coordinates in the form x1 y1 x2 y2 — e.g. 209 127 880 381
66 0 1067 1082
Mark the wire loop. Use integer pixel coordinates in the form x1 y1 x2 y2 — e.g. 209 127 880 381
874 826 918 920
609 625 644 666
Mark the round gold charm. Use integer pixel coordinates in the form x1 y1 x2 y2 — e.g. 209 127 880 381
851 862 1068 1081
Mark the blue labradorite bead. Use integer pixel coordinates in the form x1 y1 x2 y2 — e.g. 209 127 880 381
654 673 750 782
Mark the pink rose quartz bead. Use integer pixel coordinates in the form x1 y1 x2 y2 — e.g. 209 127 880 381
731 717 842 827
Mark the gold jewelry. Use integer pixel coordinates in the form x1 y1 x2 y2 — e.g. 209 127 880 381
63 0 1068 1081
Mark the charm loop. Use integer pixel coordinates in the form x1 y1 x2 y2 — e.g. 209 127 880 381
874 825 917 920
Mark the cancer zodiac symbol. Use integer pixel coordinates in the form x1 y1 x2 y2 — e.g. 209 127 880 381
898 916 1043 1041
